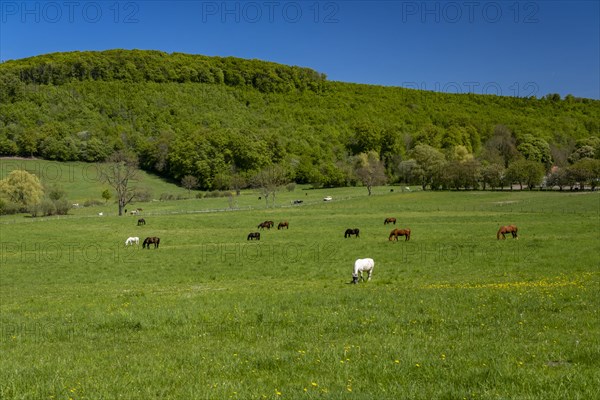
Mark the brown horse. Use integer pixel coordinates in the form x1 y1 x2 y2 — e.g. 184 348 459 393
137 218 146 226
266 221 275 228
258 221 271 230
247 232 260 241
142 236 160 249
277 221 289 230
344 228 360 238
389 228 411 241
384 217 396 225
497 225 518 240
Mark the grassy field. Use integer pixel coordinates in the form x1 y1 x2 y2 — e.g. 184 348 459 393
1 161 599 399
0 158 191 203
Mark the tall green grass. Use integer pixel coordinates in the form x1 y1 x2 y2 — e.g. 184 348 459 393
0 173 598 399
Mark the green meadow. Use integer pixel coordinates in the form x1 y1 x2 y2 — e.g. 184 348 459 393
0 160 599 399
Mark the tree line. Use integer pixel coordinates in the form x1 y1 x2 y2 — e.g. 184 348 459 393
0 49 327 93
0 50 599 193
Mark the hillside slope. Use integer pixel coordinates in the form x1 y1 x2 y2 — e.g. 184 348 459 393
0 50 598 189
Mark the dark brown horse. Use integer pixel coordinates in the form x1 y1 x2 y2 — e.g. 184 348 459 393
142 236 160 249
389 228 411 241
277 221 289 230
137 218 146 226
258 221 271 230
247 232 260 241
384 217 396 225
497 225 518 239
344 228 360 238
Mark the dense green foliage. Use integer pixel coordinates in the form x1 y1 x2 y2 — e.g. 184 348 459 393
1 188 598 398
1 50 599 189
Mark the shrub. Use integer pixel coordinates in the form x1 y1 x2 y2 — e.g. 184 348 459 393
204 190 221 198
0 199 22 215
54 198 71 215
47 185 67 201
83 199 103 207
204 190 233 198
160 193 174 201
134 188 153 202
39 199 57 216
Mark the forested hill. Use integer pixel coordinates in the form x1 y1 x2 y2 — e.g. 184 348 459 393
0 49 327 93
0 49 598 189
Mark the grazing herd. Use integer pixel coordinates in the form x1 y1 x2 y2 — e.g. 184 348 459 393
248 220 289 240
122 210 161 250
122 208 517 284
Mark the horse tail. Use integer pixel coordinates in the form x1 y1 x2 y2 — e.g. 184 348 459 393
497 228 501 239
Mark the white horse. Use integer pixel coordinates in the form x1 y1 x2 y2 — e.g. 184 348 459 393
351 258 375 284
125 237 139 246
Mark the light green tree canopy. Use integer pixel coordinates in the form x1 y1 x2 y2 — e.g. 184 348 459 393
0 169 44 208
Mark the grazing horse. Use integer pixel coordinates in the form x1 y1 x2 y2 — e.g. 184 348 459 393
497 225 518 240
384 217 397 225
277 221 289 230
137 218 146 226
258 221 271 230
266 221 275 228
125 237 139 246
351 258 375 284
142 237 160 249
344 228 360 238
389 228 411 241
247 232 260 241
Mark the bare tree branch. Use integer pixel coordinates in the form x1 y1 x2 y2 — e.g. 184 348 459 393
100 151 140 216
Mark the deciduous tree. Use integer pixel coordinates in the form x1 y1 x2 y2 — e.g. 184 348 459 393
0 169 44 212
354 151 387 195
100 151 140 216
251 164 290 207
409 144 447 190
505 159 544 190
181 175 199 197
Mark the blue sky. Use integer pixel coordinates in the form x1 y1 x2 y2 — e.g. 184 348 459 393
1 1 598 99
